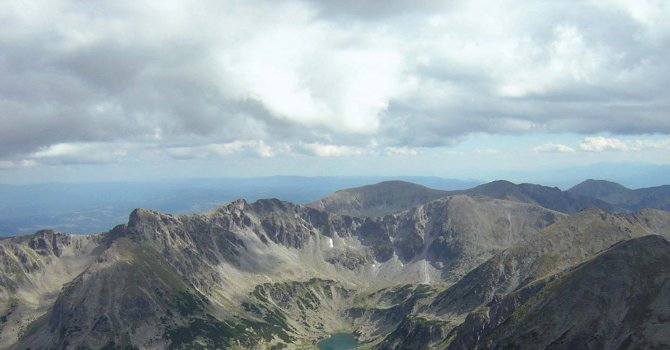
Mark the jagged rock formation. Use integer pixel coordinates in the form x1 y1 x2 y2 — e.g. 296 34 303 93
1 180 670 349
0 230 101 348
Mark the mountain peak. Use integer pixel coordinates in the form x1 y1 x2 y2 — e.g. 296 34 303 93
569 179 631 193
333 180 437 194
127 207 161 228
308 180 449 217
249 198 297 216
486 179 516 186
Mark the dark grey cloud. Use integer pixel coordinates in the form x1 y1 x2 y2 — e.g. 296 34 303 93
1 0 669 166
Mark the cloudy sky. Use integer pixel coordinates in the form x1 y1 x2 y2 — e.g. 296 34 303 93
1 0 669 185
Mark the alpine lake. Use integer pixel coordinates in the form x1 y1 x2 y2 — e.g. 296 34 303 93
316 333 360 350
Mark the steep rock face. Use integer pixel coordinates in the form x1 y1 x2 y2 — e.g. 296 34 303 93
447 235 670 350
26 230 71 257
0 231 102 348
379 196 563 282
375 316 451 350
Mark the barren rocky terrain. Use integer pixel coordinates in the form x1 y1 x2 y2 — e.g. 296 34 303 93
1 180 669 349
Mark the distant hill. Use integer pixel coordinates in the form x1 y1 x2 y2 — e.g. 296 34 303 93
308 180 451 217
312 179 622 217
458 180 621 214
569 179 670 211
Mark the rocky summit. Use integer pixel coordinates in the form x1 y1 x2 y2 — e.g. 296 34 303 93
1 180 670 349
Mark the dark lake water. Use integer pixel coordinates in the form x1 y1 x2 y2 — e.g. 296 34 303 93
317 333 360 350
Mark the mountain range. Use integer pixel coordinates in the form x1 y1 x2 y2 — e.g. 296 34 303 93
0 177 480 236
310 178 670 217
568 179 670 212
1 179 669 349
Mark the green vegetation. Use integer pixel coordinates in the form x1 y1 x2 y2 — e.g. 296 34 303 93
174 291 208 317
166 314 294 349
100 340 139 350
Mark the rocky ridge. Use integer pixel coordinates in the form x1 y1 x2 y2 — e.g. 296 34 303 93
0 180 669 349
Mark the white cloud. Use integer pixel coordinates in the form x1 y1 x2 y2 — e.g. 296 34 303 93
33 143 87 158
384 147 419 156
579 136 629 152
164 141 277 159
598 0 670 43
629 138 670 151
0 160 37 169
579 136 670 152
211 1 405 134
533 142 576 153
31 143 130 164
299 143 364 157
1 0 670 167
497 25 603 98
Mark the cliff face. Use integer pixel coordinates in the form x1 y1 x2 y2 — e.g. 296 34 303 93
2 190 670 349
0 230 102 348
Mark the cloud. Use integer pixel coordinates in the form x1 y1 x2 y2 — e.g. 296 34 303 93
579 136 629 152
30 142 131 165
473 149 501 155
578 136 670 153
384 147 419 156
1 0 670 166
164 141 277 160
533 142 576 153
628 138 670 151
0 160 37 169
299 143 364 157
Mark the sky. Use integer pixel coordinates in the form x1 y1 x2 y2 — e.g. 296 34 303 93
1 0 669 185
